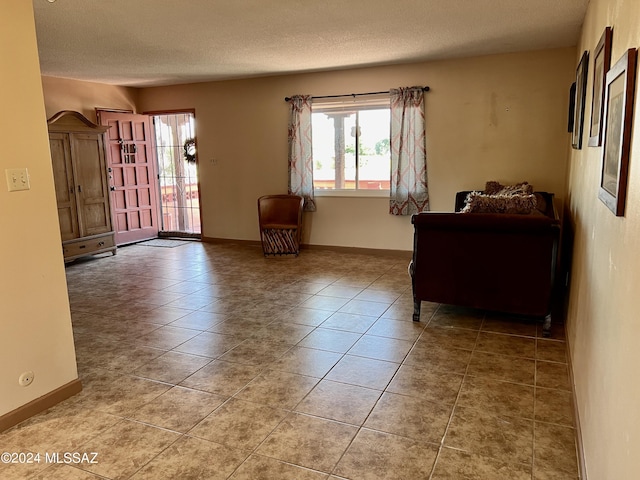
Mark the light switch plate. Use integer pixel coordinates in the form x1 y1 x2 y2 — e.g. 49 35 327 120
5 168 30 192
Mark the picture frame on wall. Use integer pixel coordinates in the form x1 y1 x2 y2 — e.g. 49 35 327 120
568 82 576 133
589 27 613 147
598 48 638 216
572 51 589 149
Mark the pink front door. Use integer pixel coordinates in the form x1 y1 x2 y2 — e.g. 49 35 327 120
99 111 159 245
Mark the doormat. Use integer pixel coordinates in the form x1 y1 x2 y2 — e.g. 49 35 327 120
137 239 189 248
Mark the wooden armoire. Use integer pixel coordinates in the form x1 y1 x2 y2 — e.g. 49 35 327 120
48 111 117 261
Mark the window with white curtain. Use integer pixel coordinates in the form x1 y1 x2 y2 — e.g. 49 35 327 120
311 96 390 196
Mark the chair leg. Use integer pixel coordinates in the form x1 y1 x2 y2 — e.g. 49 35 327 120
413 299 421 322
542 314 552 337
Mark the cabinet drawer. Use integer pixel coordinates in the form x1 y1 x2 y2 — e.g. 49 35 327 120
63 234 115 260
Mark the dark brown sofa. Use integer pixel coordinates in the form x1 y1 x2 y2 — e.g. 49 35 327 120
410 191 560 335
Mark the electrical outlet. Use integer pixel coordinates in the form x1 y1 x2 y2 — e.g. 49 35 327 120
19 371 35 387
5 168 31 192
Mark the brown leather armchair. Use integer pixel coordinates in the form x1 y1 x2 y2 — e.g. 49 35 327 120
257 195 304 256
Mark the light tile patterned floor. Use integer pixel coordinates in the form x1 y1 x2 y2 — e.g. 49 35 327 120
0 242 579 479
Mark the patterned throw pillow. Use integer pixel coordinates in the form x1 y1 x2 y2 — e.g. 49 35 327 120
484 181 533 196
461 191 537 214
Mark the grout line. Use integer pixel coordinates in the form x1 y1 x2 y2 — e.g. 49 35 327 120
427 311 483 480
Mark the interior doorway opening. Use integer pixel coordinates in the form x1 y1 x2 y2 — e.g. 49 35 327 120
151 112 201 237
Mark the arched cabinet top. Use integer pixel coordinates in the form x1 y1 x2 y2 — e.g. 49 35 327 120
47 110 110 133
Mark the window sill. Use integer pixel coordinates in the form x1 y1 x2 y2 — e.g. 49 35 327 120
314 189 390 198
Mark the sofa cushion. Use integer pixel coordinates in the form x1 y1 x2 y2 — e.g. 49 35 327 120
461 191 537 214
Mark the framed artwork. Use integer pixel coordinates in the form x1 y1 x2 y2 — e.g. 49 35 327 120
568 82 576 133
572 51 589 149
598 48 638 216
589 27 613 146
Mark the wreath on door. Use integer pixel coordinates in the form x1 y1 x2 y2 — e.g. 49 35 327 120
183 138 197 163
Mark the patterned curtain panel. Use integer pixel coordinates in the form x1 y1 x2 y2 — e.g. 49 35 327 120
287 95 316 212
389 87 429 215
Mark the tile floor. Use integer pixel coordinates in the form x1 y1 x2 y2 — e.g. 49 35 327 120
0 242 579 479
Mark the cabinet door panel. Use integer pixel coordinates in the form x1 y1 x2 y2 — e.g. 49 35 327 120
49 133 79 241
83 204 110 232
71 133 112 236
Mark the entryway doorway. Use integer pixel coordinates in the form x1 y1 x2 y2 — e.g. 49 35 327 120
151 112 201 237
97 109 201 244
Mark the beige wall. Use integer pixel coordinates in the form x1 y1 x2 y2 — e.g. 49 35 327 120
41 76 138 124
566 0 640 478
0 1 78 416
136 48 575 250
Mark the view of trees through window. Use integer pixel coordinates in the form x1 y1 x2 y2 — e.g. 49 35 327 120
312 106 390 190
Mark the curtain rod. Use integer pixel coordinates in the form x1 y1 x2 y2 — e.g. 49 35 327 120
284 86 429 102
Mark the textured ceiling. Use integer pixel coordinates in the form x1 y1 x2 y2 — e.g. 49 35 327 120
32 0 588 87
